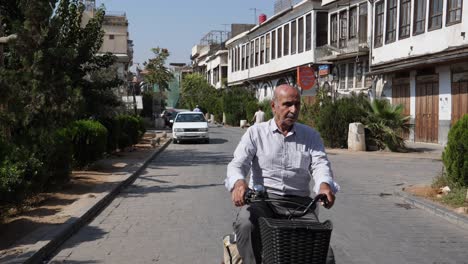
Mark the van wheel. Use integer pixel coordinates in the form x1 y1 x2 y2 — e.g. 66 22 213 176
173 139 178 144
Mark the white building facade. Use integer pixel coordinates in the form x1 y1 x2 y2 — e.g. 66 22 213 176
226 0 329 102
368 0 467 144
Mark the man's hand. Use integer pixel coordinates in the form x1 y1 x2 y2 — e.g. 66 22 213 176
231 180 248 207
318 182 335 209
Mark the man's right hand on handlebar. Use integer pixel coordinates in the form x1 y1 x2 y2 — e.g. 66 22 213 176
232 180 248 207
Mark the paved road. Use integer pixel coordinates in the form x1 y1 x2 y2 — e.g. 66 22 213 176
49 126 468 263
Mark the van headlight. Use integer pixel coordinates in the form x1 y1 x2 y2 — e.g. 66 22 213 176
174 128 184 132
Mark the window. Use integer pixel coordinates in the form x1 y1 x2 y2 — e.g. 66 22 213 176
359 3 368 44
347 63 354 89
255 39 259 66
339 10 347 48
331 14 338 47
291 20 297 54
284 24 289 56
399 0 411 39
349 7 357 39
272 30 276 60
374 1 384 47
316 12 328 47
266 34 270 63
109 34 114 39
447 0 463 25
306 13 312 51
250 41 255 68
429 0 443 30
386 0 397 43
278 27 283 58
230 49 233 72
339 64 346 89
260 36 265 64
245 43 250 69
241 45 245 70
298 17 304 53
237 47 240 71
414 0 426 34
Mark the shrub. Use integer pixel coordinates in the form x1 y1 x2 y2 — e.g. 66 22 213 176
99 117 122 153
41 128 73 185
363 99 411 152
68 120 108 168
315 93 368 148
0 145 42 203
258 99 273 121
442 114 468 187
223 86 258 126
117 115 143 149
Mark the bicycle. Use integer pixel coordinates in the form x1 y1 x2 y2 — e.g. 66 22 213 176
223 185 333 264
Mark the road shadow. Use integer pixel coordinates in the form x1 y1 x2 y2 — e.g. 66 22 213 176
145 149 232 168
121 183 223 198
176 137 228 145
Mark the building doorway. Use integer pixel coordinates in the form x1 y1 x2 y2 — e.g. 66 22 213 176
415 74 439 143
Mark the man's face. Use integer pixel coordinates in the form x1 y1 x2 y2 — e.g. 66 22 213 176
271 86 301 129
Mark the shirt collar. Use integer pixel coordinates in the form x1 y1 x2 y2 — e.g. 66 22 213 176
268 119 296 136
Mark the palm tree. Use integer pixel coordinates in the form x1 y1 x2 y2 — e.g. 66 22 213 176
363 99 412 152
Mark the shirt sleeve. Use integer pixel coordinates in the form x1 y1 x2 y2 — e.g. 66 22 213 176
225 128 257 192
310 132 340 194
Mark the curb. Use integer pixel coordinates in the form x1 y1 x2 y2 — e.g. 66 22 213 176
6 139 172 264
394 191 468 231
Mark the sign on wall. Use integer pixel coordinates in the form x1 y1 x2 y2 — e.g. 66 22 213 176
318 65 330 76
297 66 316 90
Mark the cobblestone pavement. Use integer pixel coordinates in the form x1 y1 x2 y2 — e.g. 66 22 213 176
48 127 468 264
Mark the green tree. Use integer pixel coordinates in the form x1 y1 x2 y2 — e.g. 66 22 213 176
0 0 118 200
179 73 224 120
142 47 173 116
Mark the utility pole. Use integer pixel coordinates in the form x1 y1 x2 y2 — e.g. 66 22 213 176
249 8 261 25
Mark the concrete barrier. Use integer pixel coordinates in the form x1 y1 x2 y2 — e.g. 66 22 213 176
348 122 366 151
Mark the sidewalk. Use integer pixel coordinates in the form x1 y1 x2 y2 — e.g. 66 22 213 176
0 132 172 264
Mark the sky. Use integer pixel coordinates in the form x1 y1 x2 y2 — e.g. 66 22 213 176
96 0 276 70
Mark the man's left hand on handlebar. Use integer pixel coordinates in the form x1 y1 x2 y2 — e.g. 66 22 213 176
318 182 335 209
232 180 248 207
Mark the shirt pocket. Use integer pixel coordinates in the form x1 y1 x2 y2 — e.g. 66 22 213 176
291 151 311 170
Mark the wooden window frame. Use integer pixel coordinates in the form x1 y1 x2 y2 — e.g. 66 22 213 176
349 6 358 39
413 0 426 35
291 20 297 54
446 0 463 26
306 13 312 51
298 17 304 53
386 0 397 44
374 1 384 48
428 0 443 31
331 14 338 47
399 0 411 39
339 10 348 48
284 24 290 56
359 3 368 44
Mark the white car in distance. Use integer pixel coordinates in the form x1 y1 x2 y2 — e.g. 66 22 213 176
171 112 209 144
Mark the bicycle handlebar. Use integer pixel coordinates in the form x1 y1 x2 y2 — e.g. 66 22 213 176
243 186 329 218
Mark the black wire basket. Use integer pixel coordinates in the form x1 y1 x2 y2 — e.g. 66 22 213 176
259 217 333 264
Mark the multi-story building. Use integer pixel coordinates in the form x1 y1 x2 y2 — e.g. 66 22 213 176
226 0 329 102
365 0 467 145
82 0 135 109
191 25 255 89
320 0 373 97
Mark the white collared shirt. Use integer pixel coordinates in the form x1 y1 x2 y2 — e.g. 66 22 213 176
226 119 340 197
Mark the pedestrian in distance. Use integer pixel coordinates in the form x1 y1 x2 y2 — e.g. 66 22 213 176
250 106 265 125
225 84 339 264
193 105 202 112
